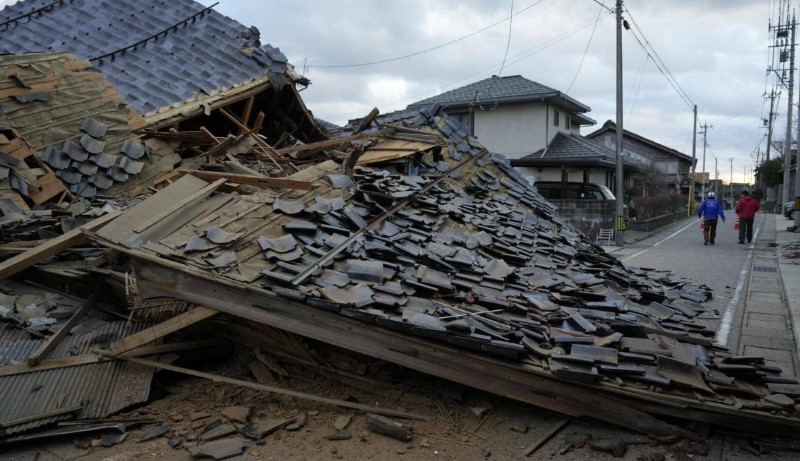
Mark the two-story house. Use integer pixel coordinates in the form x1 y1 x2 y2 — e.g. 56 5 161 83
587 120 695 196
407 75 595 160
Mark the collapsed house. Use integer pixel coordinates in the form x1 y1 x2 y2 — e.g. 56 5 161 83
1 104 799 444
0 0 798 454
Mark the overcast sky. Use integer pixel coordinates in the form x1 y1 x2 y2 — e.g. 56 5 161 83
200 0 783 183
0 0 781 182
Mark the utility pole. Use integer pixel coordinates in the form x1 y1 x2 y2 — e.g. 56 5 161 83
714 157 719 197
700 122 710 199
783 13 796 204
614 0 625 246
754 148 761 189
729 157 734 207
688 104 698 214
766 90 777 165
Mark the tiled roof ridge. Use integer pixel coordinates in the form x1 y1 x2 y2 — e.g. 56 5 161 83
0 0 292 114
408 75 560 108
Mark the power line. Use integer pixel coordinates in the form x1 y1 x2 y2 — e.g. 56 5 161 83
624 8 695 109
497 0 515 77
308 0 545 69
324 12 607 122
590 0 614 13
566 0 605 94
626 52 649 122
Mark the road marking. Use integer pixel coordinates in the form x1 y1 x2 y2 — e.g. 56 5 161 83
621 219 698 262
715 223 762 346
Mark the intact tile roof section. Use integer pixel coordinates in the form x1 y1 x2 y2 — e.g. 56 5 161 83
513 132 645 168
586 120 693 162
0 0 292 115
539 132 618 159
408 75 581 110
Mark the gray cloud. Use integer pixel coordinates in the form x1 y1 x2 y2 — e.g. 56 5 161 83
13 0 774 180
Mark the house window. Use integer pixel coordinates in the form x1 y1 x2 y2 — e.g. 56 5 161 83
449 112 474 135
565 117 572 130
553 110 560 127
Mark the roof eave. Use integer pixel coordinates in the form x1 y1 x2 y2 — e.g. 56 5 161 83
409 91 591 114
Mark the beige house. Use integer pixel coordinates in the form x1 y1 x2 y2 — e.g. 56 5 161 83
407 75 594 160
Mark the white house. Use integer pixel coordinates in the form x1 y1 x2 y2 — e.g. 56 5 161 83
407 75 595 160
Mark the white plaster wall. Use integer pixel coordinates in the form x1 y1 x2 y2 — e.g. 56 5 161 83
474 102 548 159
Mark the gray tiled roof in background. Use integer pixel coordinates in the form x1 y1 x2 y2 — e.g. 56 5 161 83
513 132 645 168
0 0 292 114
407 75 584 110
539 132 618 160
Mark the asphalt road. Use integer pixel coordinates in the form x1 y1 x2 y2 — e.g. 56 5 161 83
609 211 764 347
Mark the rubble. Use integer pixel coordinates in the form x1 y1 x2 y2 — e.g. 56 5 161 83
0 2 797 458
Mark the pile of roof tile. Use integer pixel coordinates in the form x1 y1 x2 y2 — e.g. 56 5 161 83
97 109 798 438
42 117 147 198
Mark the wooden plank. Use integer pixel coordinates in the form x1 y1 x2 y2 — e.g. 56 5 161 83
96 175 211 247
0 340 224 377
28 170 68 205
27 290 100 366
132 178 226 233
107 306 219 356
0 209 122 281
127 256 703 439
524 418 570 456
120 339 226 357
177 169 313 190
239 95 256 134
111 355 428 421
275 129 387 156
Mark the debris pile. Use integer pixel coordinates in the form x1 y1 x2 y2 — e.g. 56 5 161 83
0 1 798 458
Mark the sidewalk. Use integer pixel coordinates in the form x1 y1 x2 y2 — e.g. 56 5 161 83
775 214 800 368
732 213 800 376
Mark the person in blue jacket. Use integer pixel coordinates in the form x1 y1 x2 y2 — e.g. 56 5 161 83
697 191 725 246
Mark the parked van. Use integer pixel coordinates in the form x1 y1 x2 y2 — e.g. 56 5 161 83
533 181 616 201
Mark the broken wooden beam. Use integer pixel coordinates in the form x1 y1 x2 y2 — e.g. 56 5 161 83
0 339 225 377
176 169 313 190
110 355 428 421
27 290 101 366
367 413 413 442
524 418 570 456
275 129 388 156
217 108 284 171
124 256 705 439
108 306 219 356
0 209 122 281
352 107 380 134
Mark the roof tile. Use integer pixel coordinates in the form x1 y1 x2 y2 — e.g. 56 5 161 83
0 0 293 115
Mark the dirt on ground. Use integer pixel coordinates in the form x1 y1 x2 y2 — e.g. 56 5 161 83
2 346 798 461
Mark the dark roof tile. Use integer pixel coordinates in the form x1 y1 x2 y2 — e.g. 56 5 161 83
407 75 589 113
0 0 295 115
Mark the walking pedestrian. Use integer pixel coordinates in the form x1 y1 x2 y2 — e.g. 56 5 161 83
697 191 725 246
734 189 759 244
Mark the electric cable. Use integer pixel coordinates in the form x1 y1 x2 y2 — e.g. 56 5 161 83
308 0 545 69
624 8 694 108
626 52 649 122
324 11 607 122
566 0 605 94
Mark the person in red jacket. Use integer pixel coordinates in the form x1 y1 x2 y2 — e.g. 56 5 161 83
735 190 759 244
